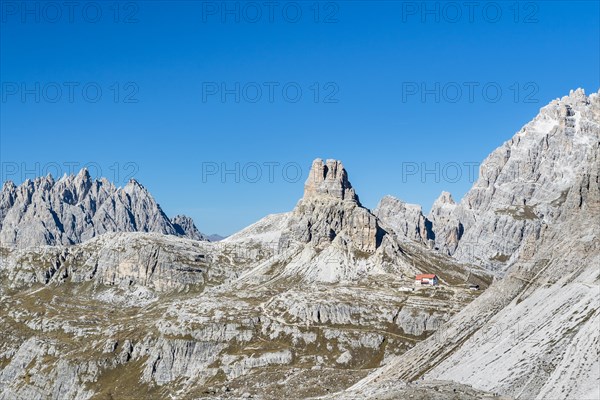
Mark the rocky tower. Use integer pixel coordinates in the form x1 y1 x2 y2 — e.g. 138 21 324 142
281 159 384 253
303 159 358 202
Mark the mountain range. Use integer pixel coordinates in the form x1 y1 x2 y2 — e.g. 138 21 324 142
0 171 207 247
0 88 598 400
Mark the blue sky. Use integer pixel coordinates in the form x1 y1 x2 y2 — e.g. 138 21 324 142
1 0 599 235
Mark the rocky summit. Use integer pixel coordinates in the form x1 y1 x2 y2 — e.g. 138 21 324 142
0 89 598 400
374 195 433 246
432 88 600 271
280 158 383 254
303 158 358 202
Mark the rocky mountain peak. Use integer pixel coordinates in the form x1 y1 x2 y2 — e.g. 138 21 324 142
303 158 358 203
428 191 458 222
123 177 146 192
2 180 16 191
0 168 207 247
430 88 599 265
374 195 433 245
171 215 207 241
564 87 591 105
434 191 455 205
281 159 383 253
76 167 91 180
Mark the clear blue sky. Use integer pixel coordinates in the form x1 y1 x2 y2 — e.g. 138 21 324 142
1 1 599 235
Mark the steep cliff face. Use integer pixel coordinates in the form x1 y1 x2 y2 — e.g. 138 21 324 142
0 170 205 247
427 192 462 255
303 158 358 202
274 159 419 284
433 89 599 271
338 89 600 400
2 233 220 293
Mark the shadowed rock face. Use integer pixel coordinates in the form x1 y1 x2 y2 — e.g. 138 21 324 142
0 169 205 248
282 159 383 253
427 192 462 254
171 215 206 241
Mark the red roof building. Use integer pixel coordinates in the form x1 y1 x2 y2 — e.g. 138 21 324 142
415 274 439 286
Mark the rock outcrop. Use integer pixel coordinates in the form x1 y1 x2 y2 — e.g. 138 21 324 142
171 215 207 241
2 233 218 292
281 159 384 254
374 195 433 246
303 159 358 202
0 170 206 248
427 191 463 255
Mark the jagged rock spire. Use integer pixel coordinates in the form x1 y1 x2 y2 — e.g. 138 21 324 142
281 158 382 253
303 159 359 203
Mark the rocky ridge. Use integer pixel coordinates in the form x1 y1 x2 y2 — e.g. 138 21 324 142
374 195 433 246
171 215 207 241
433 88 599 271
0 169 206 248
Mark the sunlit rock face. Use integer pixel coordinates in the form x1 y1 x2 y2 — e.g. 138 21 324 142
303 159 358 202
374 195 434 246
0 169 205 248
345 89 600 400
432 89 600 271
281 158 383 254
